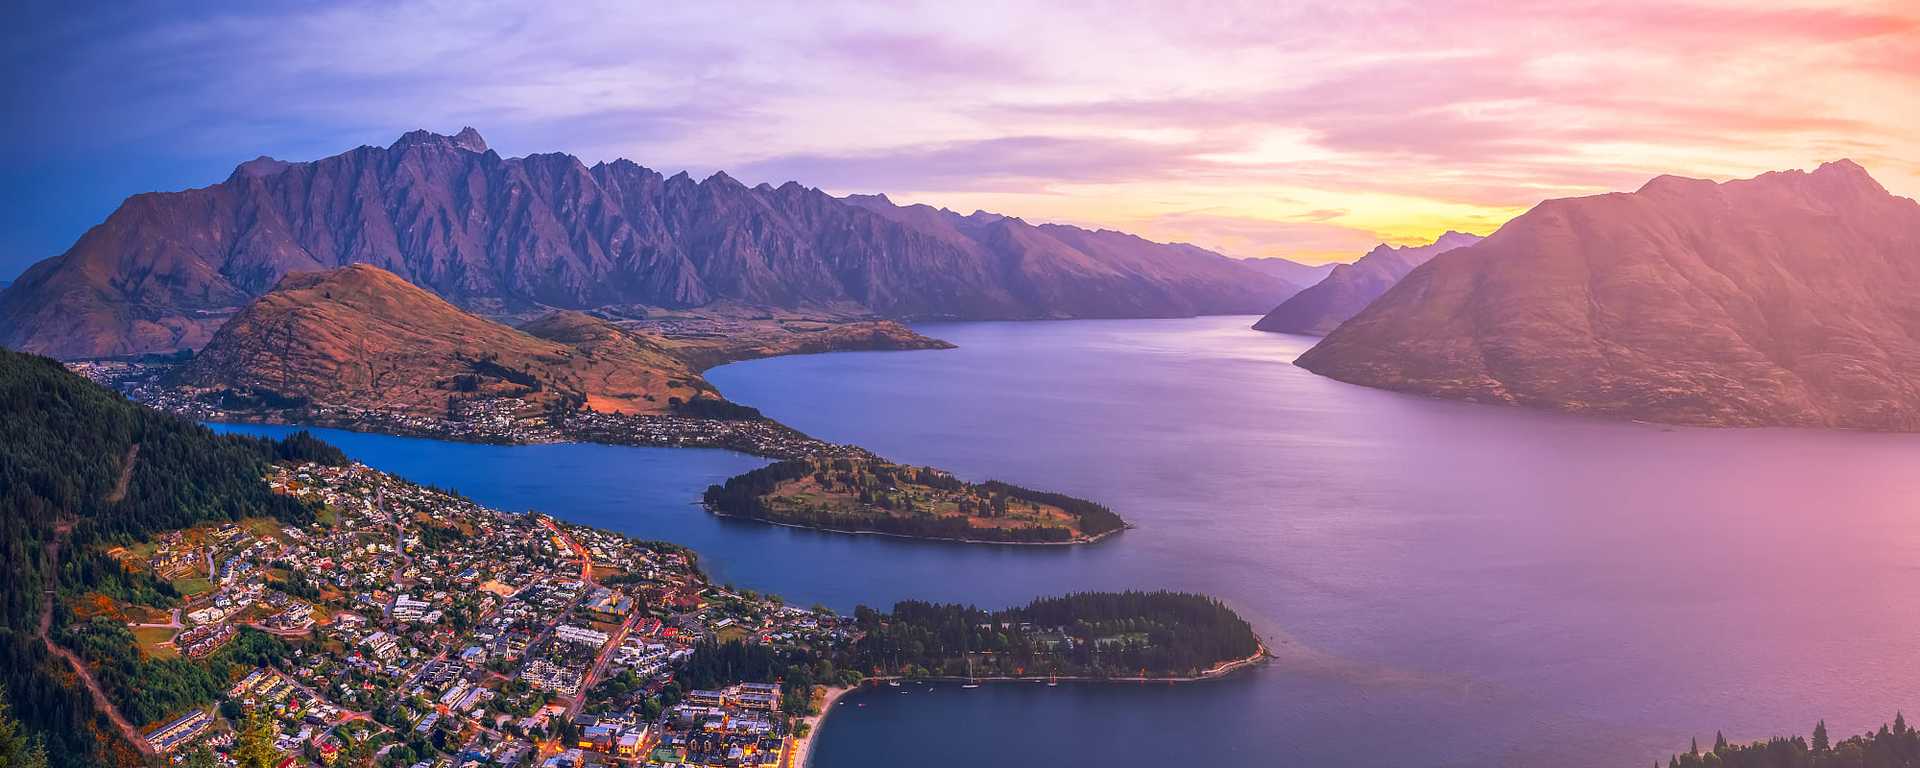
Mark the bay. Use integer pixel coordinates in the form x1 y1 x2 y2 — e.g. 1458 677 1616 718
222 316 1920 767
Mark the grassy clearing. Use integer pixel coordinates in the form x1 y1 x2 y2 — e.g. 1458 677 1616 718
171 576 214 597
242 516 284 541
133 626 179 660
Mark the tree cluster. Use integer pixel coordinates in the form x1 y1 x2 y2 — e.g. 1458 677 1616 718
846 591 1259 680
703 458 1124 542
0 348 335 767
1667 716 1920 768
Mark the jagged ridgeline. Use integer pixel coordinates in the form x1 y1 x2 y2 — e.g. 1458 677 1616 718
0 348 344 767
0 128 1292 360
703 457 1127 543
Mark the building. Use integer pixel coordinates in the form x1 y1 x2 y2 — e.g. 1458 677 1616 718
585 588 634 621
146 709 213 753
554 624 609 648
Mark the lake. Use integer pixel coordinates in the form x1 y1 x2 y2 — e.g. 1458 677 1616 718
219 316 1920 767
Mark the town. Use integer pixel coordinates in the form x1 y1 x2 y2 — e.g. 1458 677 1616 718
67 359 865 461
106 459 856 767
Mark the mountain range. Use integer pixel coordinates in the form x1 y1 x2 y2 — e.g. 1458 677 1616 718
1253 231 1482 335
0 128 1292 359
1296 160 1920 430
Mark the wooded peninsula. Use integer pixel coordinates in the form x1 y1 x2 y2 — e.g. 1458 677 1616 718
701 457 1128 544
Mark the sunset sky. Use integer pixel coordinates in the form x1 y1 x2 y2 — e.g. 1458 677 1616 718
3 0 1917 278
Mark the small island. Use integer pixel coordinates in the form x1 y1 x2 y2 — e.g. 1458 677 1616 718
702 457 1129 544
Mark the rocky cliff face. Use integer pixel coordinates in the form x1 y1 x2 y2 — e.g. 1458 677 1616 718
1295 161 1920 430
1253 231 1482 335
174 264 714 417
0 129 1289 359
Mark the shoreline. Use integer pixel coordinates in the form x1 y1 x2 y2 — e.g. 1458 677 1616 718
803 644 1269 763
213 411 1134 549
868 643 1272 686
787 685 852 768
706 506 1132 547
193 410 837 461
207 412 1136 549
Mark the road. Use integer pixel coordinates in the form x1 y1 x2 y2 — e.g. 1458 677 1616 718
380 484 415 590
533 515 630 721
537 516 596 586
128 608 182 629
38 444 157 757
563 609 640 720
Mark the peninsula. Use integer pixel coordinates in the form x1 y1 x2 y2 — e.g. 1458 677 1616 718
702 458 1129 544
69 264 1126 545
0 347 1259 767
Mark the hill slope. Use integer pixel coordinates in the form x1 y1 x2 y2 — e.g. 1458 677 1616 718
1295 160 1920 429
0 347 335 767
0 128 1290 359
1253 231 1482 335
173 264 716 417
1238 256 1335 294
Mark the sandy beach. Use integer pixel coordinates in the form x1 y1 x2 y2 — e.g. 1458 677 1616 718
786 685 855 768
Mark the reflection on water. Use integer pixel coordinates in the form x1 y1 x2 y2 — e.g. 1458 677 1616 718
222 315 1920 767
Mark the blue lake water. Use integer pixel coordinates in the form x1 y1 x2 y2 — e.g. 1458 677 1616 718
220 316 1920 767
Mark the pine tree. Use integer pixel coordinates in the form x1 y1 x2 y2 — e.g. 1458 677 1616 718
232 708 282 768
0 688 48 768
1713 731 1728 753
1812 719 1830 753
1897 711 1908 736
180 744 219 768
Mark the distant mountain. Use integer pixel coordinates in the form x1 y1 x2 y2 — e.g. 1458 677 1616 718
1252 231 1482 335
838 193 1290 317
1238 257 1336 292
174 264 717 417
1296 160 1920 430
0 128 1290 359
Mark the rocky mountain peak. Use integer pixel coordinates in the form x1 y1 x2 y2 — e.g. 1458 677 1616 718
0 128 1292 359
389 127 489 154
232 155 294 179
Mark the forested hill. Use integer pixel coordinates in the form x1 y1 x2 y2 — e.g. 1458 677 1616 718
851 591 1262 679
0 347 342 767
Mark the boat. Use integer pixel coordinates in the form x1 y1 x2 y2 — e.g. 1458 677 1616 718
1047 672 1058 687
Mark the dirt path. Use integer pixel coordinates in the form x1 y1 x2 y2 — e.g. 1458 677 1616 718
105 443 139 504
37 444 156 757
